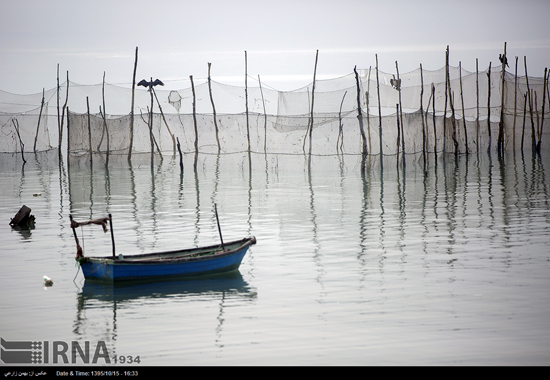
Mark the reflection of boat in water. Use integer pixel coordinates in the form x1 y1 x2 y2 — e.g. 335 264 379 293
74 270 257 352
79 271 256 303
70 213 256 282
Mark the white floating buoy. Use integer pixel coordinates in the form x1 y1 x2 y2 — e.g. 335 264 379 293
43 275 53 286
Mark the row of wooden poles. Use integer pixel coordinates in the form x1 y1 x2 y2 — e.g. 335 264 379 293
125 48 264 172
357 43 549 172
123 43 547 174
12 43 546 170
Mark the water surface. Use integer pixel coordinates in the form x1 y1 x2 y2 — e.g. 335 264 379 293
1 151 549 365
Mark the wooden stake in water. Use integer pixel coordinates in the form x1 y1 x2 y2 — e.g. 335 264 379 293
308 50 319 168
524 56 536 152
177 137 183 173
102 72 110 167
476 58 480 155
34 88 45 153
245 51 251 153
129 46 138 163
190 75 199 171
513 56 518 150
459 62 469 154
354 65 368 171
86 96 92 168
420 64 426 165
487 62 492 154
497 42 507 156
537 67 548 153
375 54 383 169
432 83 436 155
208 62 221 152
258 75 268 153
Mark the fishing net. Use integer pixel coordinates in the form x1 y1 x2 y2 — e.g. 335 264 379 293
0 88 54 153
1 65 549 157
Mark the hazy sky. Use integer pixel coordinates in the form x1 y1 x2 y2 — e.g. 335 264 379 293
1 0 549 94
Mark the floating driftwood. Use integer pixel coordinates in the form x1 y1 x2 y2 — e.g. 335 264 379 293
10 205 35 228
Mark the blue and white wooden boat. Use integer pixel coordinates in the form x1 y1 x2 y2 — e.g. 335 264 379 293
70 212 256 282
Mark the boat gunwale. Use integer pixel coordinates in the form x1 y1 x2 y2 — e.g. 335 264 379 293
80 237 256 265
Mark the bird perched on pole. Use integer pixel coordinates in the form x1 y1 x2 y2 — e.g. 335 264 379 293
137 78 164 90
390 74 401 91
499 54 509 68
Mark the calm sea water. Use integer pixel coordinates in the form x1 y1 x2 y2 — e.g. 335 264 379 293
1 150 549 366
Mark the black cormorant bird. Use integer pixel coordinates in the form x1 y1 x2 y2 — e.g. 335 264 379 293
499 54 509 68
137 78 164 89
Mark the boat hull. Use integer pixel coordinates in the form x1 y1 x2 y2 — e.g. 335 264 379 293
79 237 255 282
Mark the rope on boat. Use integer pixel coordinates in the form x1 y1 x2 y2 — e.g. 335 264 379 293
73 261 81 283
69 214 111 260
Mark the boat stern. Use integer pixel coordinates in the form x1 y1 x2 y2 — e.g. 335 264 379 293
79 258 116 281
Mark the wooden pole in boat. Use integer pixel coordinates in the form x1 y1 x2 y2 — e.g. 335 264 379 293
69 215 83 258
109 214 116 258
214 204 226 252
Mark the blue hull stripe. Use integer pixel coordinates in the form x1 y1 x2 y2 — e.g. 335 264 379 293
81 247 249 282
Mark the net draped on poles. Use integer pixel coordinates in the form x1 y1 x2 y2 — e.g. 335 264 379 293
1 64 549 157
